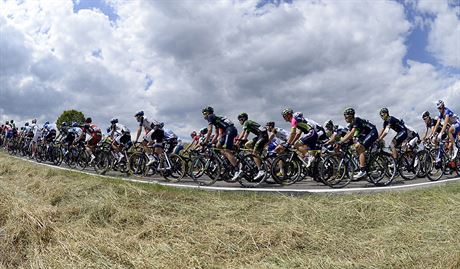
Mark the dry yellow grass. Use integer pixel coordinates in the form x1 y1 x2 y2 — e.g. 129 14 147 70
0 153 459 269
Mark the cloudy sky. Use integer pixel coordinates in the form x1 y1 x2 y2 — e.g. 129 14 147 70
1 0 459 139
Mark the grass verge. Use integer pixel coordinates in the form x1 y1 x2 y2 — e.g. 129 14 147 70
0 153 459 269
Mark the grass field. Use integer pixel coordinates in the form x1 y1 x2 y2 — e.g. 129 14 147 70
0 153 459 269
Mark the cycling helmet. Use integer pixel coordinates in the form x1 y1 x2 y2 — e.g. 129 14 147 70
85 117 92 123
436 100 444 109
324 120 333 130
266 121 275 128
293 111 303 119
72 122 79 127
110 118 118 124
25 122 29 126
281 108 293 117
32 119 37 124
200 127 208 134
202 106 214 115
61 122 67 127
343 107 355 117
237 112 248 122
190 131 197 137
44 121 50 125
134 111 144 117
422 111 430 119
10 120 14 123
379 107 389 115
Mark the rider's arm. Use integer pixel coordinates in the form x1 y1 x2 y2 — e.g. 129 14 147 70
439 115 450 137
378 127 389 141
431 118 441 139
135 126 142 143
340 128 356 144
326 133 337 145
286 128 298 146
204 124 213 144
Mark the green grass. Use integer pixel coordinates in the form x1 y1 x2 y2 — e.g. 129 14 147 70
0 153 459 269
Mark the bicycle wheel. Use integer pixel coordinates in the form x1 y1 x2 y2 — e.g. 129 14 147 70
94 152 111 175
191 155 221 186
128 152 148 175
238 154 266 188
368 152 396 186
270 154 302 185
51 145 63 166
320 155 354 188
162 154 186 182
416 150 432 178
77 150 90 170
427 149 445 181
398 151 418 180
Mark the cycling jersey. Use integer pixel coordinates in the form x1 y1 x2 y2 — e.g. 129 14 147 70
438 107 459 125
163 128 178 141
68 127 83 137
242 120 264 136
383 116 406 133
207 114 234 130
111 123 130 136
270 127 289 142
82 123 101 135
348 117 376 137
139 117 161 132
291 116 313 134
426 118 443 133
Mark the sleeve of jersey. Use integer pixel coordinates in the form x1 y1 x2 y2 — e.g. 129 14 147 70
207 114 216 125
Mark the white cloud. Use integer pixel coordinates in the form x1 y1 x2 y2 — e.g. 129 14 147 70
417 0 460 68
0 0 458 139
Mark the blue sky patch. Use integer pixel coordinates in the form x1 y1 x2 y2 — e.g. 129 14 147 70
73 0 119 22
144 74 153 91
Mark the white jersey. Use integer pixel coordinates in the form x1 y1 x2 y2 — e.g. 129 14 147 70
304 118 323 132
30 123 40 135
112 123 130 136
270 127 289 142
69 127 83 136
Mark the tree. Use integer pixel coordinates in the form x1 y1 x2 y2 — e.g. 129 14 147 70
56 109 85 127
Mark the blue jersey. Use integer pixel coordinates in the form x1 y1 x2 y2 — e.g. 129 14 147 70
438 107 459 125
383 116 406 133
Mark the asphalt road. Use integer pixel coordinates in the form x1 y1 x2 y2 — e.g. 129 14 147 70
6 152 458 194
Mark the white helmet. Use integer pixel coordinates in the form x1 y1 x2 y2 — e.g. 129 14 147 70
436 100 444 109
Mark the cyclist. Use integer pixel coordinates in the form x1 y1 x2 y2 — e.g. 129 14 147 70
65 122 83 149
77 117 102 163
133 111 165 166
432 100 460 160
377 108 407 159
421 111 444 143
266 121 289 155
201 106 239 178
235 112 268 180
324 120 348 147
108 118 131 163
163 128 178 154
339 107 378 179
31 119 40 157
280 108 318 167
42 122 57 145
